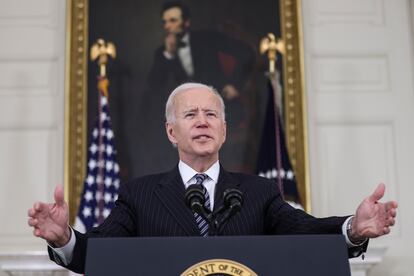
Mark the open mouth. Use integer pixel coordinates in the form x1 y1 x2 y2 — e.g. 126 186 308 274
193 135 212 141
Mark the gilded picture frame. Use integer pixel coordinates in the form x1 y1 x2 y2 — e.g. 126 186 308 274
64 0 310 224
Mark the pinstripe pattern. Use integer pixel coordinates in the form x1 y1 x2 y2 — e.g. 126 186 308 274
50 165 365 274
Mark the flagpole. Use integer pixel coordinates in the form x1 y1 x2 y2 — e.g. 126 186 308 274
258 34 303 208
260 33 286 196
73 39 121 234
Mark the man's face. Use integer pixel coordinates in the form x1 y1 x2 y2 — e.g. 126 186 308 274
166 88 227 163
162 7 189 35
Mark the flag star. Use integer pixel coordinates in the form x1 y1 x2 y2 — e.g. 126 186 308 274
100 96 108 105
84 191 93 202
114 179 120 190
113 194 119 202
82 207 92 218
287 170 294 180
96 175 103 184
279 169 286 178
98 160 105 168
93 222 99 227
100 129 106 137
266 169 272 179
99 144 105 153
88 160 97 170
92 129 98 138
104 177 112 187
89 143 98 154
106 129 114 140
103 208 111 218
106 161 113 172
114 163 120 173
86 174 94 186
106 145 113 155
104 192 112 203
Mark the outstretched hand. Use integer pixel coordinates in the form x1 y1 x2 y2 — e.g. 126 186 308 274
28 185 71 247
351 183 398 240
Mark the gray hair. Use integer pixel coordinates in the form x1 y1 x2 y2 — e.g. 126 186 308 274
165 82 226 123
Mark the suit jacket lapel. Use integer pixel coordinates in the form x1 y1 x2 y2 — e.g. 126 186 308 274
213 166 241 212
154 166 200 235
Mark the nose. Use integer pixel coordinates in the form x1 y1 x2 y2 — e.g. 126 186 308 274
195 113 208 127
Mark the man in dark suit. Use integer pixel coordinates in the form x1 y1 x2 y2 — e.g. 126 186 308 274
147 1 253 128
28 83 398 274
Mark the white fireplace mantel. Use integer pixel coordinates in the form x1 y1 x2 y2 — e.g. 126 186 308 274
0 252 68 276
350 246 387 276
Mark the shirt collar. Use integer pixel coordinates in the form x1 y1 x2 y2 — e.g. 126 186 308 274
181 33 190 44
178 160 220 184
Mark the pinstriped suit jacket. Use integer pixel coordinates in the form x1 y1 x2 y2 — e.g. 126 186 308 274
51 165 366 273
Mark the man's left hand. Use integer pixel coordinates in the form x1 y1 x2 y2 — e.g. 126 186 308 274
222 84 239 100
351 183 398 241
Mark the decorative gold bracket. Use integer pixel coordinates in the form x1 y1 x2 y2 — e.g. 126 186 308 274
260 33 285 73
90 39 116 77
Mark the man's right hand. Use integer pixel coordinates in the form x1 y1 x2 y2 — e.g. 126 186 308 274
165 33 178 56
28 185 71 247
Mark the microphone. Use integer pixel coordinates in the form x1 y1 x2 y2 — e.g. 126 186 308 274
212 188 243 235
185 184 211 221
223 188 243 214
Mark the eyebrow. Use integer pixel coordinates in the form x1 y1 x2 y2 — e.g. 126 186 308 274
182 108 197 114
183 107 218 113
162 16 180 23
204 109 218 114
181 108 221 119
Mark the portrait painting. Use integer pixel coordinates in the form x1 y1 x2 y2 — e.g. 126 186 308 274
66 0 309 221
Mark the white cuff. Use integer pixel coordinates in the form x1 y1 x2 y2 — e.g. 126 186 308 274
342 216 366 247
47 227 76 265
163 50 174 59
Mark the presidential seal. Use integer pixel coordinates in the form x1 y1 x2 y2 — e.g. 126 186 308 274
181 259 257 276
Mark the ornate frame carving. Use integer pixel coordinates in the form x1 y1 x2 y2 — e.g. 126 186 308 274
280 0 310 211
65 0 310 223
65 0 88 223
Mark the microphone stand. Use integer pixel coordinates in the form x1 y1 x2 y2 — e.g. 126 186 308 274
210 188 243 235
185 185 243 236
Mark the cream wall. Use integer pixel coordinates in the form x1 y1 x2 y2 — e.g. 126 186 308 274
0 0 67 275
302 0 414 275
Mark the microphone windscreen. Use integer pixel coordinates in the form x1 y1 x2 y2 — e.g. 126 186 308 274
185 184 205 211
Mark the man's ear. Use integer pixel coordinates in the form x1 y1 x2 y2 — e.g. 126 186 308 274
166 122 177 144
222 121 227 143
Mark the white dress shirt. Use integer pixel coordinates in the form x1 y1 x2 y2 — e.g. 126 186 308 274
163 33 194 77
179 160 219 210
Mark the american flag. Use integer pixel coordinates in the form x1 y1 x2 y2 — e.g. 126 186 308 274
256 73 302 208
74 77 121 233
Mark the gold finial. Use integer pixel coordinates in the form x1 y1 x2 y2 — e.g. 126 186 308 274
260 33 285 73
90 38 116 77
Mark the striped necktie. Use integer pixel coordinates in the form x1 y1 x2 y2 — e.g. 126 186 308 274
193 173 210 237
